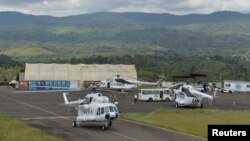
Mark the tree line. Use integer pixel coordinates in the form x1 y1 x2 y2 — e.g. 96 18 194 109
0 52 249 82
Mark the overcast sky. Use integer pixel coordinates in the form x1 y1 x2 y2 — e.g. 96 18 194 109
0 0 249 16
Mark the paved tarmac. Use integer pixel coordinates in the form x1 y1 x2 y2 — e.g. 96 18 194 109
1 86 250 141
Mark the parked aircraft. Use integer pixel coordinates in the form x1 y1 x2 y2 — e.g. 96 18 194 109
127 77 164 86
63 92 119 130
171 83 216 108
173 87 203 108
97 74 163 91
180 84 214 101
169 83 214 100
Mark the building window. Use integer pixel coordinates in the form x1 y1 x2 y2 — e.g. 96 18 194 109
247 85 250 88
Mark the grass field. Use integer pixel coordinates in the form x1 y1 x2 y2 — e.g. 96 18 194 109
0 115 63 141
122 109 250 138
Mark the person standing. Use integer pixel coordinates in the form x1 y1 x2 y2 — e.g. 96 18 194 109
134 94 138 103
213 88 218 100
113 95 117 103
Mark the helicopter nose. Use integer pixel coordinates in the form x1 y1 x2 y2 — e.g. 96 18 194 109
107 112 118 120
105 113 110 119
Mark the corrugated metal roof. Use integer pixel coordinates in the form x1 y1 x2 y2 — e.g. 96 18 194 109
25 63 137 82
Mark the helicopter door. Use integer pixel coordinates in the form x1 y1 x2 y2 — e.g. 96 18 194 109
96 107 105 120
160 91 163 99
107 83 110 88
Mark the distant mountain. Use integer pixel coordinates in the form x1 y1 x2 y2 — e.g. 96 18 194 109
0 11 250 59
0 11 249 26
0 11 55 25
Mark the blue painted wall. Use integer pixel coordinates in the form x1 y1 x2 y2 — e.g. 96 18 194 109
28 80 70 90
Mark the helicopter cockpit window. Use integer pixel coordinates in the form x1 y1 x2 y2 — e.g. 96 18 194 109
109 106 114 112
101 107 104 114
97 107 101 115
181 87 186 92
85 97 91 104
104 106 109 113
113 106 118 112
181 87 195 97
185 90 195 97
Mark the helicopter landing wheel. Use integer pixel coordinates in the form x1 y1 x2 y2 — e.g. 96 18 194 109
102 124 109 130
108 121 112 127
72 120 77 128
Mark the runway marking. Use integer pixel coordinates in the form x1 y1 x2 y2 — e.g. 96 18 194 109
13 89 82 94
0 94 140 141
121 119 207 140
18 116 74 121
0 94 70 121
108 131 140 141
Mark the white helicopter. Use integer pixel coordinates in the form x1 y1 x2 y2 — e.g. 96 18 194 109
180 84 214 101
98 75 136 91
62 92 119 130
170 83 214 100
97 74 163 91
173 86 203 108
172 84 215 108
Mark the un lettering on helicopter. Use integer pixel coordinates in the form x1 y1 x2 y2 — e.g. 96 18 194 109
62 92 119 130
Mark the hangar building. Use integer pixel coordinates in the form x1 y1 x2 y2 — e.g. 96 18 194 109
24 63 137 89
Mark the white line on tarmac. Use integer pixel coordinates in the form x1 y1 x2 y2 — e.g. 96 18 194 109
18 116 75 121
108 131 140 141
121 119 207 140
0 94 139 141
12 89 82 94
0 94 70 120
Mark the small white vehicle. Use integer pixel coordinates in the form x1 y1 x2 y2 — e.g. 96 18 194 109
220 88 234 93
138 88 172 102
174 89 203 108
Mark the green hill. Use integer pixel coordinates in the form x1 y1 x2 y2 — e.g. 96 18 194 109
1 11 250 81
0 11 250 59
